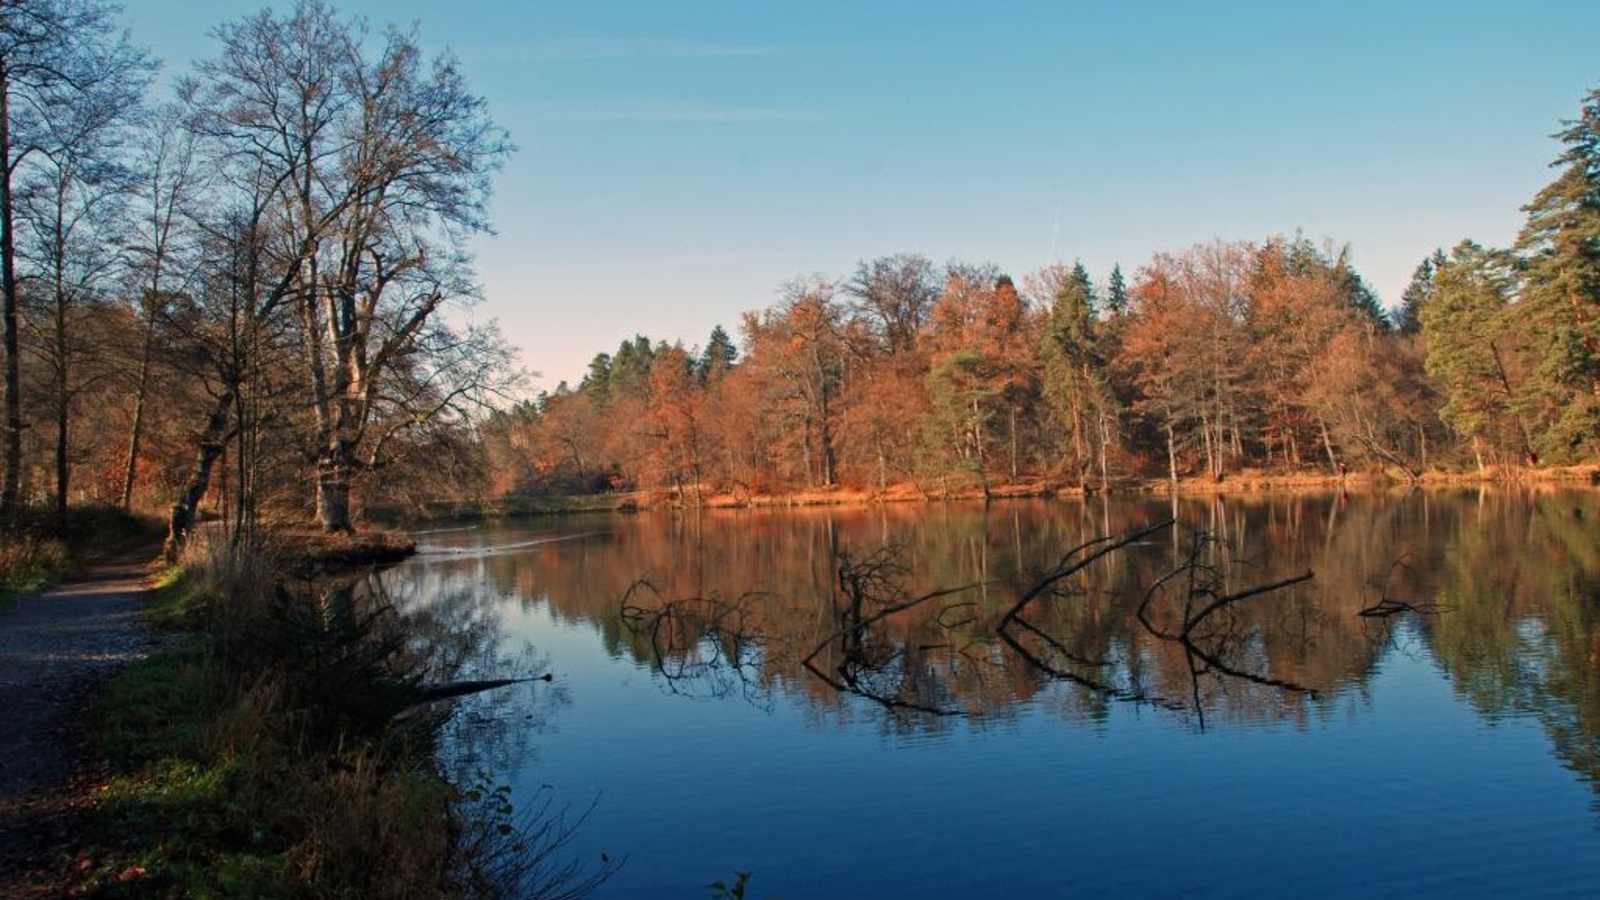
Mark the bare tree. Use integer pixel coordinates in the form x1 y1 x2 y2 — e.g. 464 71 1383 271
0 0 149 522
180 0 511 534
120 104 200 510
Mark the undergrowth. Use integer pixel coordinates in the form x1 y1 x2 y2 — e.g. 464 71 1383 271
0 505 162 607
77 534 616 898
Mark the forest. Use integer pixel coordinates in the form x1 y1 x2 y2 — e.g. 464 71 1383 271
484 87 1600 505
0 0 1596 540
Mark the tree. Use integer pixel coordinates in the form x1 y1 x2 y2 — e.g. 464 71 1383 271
1038 262 1113 485
1515 85 1600 460
700 324 738 380
121 106 201 510
184 0 511 533
845 253 938 354
0 0 149 522
1106 263 1128 317
1395 250 1445 336
14 22 148 522
744 279 847 487
1422 241 1530 471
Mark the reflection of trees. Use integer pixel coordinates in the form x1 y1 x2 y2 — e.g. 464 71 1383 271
405 491 1600 784
619 580 772 705
1420 490 1600 804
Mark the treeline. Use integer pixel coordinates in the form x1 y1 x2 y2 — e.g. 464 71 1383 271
485 85 1600 500
0 0 515 548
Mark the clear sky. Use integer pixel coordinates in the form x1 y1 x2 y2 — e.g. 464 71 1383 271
132 0 1599 390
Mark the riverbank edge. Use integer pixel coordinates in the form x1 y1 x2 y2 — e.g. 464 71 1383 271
58 531 521 897
383 464 1600 523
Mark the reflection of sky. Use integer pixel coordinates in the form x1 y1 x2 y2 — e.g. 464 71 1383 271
397 501 1600 898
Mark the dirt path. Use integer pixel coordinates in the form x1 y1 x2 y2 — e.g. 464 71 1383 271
0 554 160 895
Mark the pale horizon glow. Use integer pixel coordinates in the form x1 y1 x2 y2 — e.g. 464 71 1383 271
133 0 1600 392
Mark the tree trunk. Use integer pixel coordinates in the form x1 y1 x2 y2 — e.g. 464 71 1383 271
1318 415 1338 473
52 215 67 526
1166 419 1178 486
1097 410 1110 493
119 325 153 509
1009 406 1018 482
316 449 353 533
0 68 21 523
164 389 235 559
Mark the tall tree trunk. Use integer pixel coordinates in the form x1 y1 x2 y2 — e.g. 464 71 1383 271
1097 410 1110 493
0 68 21 522
1009 406 1018 482
164 389 235 559
1318 415 1338 473
52 188 70 526
1166 418 1178 486
54 390 67 522
120 312 156 509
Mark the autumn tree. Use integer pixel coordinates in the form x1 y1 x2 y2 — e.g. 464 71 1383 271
845 253 939 354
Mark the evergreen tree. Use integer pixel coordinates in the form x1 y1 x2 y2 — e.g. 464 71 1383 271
1395 251 1442 335
1332 247 1388 329
610 335 656 398
1106 264 1129 316
700 324 739 380
1515 85 1600 458
1070 261 1097 317
1422 241 1529 462
581 352 613 406
1041 271 1111 477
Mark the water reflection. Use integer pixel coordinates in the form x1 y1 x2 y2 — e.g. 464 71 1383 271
385 489 1600 896
395 490 1600 790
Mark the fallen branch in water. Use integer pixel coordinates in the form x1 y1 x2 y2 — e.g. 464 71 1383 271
410 674 553 705
1357 597 1444 618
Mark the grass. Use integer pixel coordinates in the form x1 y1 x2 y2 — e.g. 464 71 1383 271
0 504 162 608
73 533 615 899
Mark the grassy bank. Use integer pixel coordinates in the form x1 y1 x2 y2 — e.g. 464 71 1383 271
0 506 162 607
73 535 612 899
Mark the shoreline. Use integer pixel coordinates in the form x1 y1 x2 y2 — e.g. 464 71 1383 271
381 464 1600 523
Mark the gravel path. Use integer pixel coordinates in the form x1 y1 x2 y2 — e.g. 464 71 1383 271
0 555 159 895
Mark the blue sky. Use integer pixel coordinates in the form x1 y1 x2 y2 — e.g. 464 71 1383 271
133 1 1599 389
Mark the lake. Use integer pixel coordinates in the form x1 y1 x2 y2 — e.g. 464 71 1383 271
381 490 1600 898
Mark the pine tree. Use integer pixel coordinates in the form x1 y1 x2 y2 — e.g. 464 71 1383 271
581 353 613 406
1333 247 1388 329
1395 252 1442 335
1515 85 1600 459
609 335 656 398
1422 242 1529 465
1070 261 1097 317
1041 271 1110 479
1106 264 1129 316
700 324 739 380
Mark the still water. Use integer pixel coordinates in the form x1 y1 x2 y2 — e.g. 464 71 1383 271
383 490 1600 898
